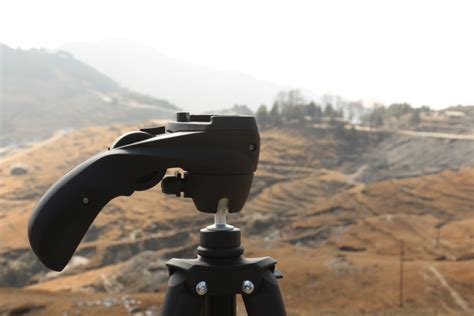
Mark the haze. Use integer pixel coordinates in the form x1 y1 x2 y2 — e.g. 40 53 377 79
1 0 473 109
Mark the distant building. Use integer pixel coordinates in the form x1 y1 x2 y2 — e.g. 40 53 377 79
444 110 466 117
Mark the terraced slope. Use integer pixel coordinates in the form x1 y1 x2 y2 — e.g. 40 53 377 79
0 123 473 315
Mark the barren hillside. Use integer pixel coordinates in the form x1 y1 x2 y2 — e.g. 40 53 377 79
0 44 177 147
0 122 473 315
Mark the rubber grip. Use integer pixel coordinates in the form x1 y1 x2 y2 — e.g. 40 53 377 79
28 149 164 271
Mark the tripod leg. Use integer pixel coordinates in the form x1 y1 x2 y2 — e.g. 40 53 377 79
204 295 236 316
161 270 204 316
243 269 286 316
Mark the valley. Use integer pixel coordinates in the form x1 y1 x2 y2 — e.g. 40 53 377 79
0 121 472 315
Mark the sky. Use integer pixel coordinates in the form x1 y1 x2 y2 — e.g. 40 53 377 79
1 0 473 109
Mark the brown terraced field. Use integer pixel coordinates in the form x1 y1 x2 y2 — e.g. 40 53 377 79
1 122 473 315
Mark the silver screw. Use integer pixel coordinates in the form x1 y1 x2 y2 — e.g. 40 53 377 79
195 281 208 295
82 197 90 205
249 144 256 152
242 280 255 294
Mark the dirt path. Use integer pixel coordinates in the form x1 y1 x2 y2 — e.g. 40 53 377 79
353 125 474 140
428 265 470 312
0 130 69 164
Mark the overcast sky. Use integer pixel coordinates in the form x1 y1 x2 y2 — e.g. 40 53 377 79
1 0 473 108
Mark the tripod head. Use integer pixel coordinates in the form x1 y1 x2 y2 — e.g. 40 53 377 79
28 112 260 271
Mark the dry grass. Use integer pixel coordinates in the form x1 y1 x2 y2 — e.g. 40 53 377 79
0 123 472 315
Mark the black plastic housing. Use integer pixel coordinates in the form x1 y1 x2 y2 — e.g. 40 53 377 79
28 113 260 271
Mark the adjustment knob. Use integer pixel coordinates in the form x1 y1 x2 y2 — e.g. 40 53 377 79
161 172 188 196
110 131 164 191
176 112 190 122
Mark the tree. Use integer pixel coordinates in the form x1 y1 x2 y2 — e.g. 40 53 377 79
275 91 288 109
269 102 281 125
274 90 305 111
387 103 413 119
324 104 336 119
256 105 269 127
305 101 322 121
410 110 421 125
287 89 305 107
229 104 254 115
362 105 385 128
369 107 385 127
419 105 431 113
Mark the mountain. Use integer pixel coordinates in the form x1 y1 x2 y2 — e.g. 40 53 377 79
60 39 317 112
0 119 472 315
0 44 177 147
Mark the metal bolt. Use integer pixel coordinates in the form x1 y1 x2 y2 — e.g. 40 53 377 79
242 280 255 294
249 144 256 152
82 197 90 205
195 281 208 295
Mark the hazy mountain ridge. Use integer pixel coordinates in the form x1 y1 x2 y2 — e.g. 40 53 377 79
0 44 177 147
60 39 318 112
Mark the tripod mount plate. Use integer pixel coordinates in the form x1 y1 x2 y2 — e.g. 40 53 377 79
166 256 277 296
161 224 287 316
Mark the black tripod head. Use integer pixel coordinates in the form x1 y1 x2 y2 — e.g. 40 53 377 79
28 112 260 271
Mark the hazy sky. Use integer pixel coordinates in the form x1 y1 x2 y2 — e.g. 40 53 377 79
1 0 473 108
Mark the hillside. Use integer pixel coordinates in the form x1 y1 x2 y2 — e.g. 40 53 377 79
60 39 317 112
0 44 177 147
0 121 473 315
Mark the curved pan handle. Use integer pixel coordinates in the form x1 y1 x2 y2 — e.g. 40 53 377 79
28 150 164 271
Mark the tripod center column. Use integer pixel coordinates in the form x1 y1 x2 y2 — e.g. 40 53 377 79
198 198 244 258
